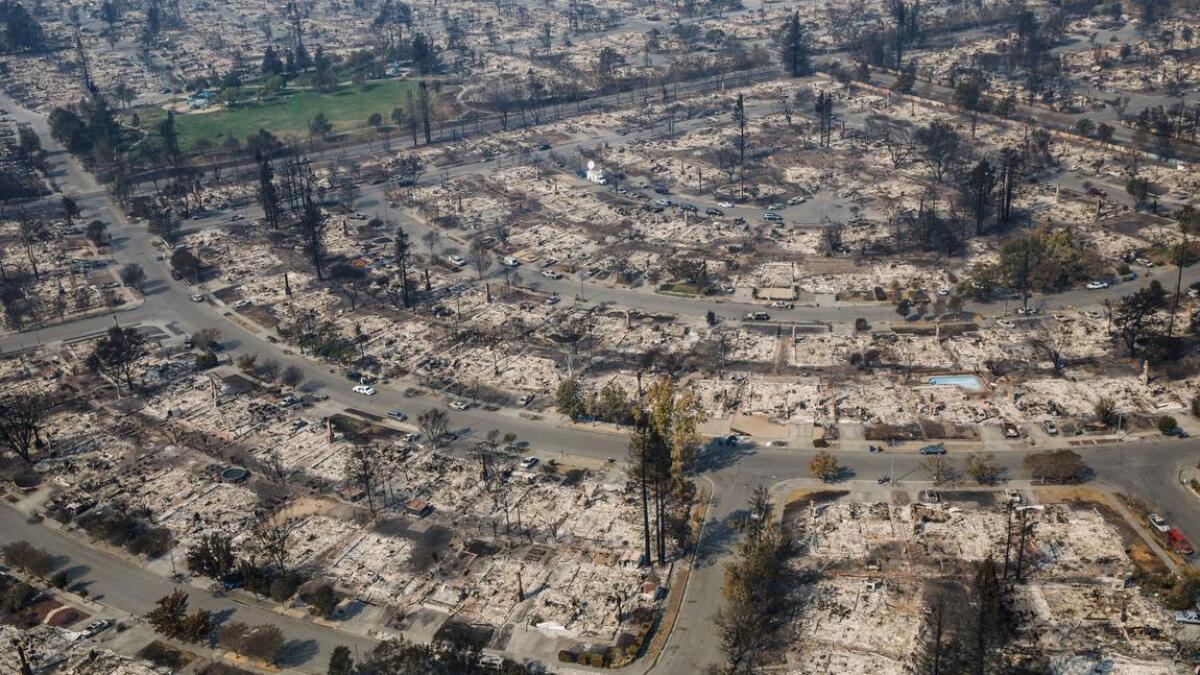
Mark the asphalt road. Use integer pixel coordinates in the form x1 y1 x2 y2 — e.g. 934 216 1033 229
0 505 376 671
4 59 1200 674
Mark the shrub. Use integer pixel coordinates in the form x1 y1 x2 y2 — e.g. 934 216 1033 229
1158 416 1178 434
1192 394 1200 418
235 354 258 372
305 583 340 617
0 581 35 612
268 575 298 602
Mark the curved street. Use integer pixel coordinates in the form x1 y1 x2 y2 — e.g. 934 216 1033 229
2 77 1200 674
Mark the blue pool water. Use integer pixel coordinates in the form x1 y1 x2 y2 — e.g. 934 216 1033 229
927 375 986 392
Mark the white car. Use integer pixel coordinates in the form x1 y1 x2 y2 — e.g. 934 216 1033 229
937 287 951 296
521 456 539 469
450 400 470 410
718 201 734 208
542 269 563 280
545 295 560 305
502 257 521 267
448 255 467 267
189 294 205 302
518 393 534 406
996 319 1015 328
1149 513 1170 533
353 385 376 396
1043 420 1058 435
84 619 113 637
232 299 251 309
1086 280 1109 290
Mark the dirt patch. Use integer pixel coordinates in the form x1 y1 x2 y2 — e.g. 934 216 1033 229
1129 540 1169 575
782 490 849 534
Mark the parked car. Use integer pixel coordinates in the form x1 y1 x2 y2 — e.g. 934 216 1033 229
386 409 408 421
1174 610 1200 625
1002 422 1020 438
447 255 468 267
1086 280 1109 290
705 207 724 217
770 300 794 309
745 311 770 321
919 444 947 455
718 201 734 208
545 295 560 305
170 270 183 281
502 256 521 267
521 457 540 469
352 385 377 396
518 393 534 406
189 293 205 302
450 400 470 410
84 620 113 637
1167 527 1194 555
1042 420 1058 435
541 269 563 280
1149 513 1170 533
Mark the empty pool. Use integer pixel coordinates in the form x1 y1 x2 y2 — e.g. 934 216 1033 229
927 374 986 392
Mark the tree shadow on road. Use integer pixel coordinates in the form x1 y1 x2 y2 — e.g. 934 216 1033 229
694 440 755 474
694 507 747 569
141 280 170 296
275 638 320 667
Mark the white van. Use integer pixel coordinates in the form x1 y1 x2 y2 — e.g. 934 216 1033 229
502 256 521 267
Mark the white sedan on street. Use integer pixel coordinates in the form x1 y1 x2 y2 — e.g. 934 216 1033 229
1086 280 1109 290
353 385 377 396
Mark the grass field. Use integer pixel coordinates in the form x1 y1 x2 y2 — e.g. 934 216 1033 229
137 78 429 153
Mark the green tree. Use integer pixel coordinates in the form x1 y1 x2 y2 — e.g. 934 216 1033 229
809 451 840 482
119 263 146 292
146 590 189 639
1112 286 1166 357
717 487 788 673
85 325 148 397
309 112 333 141
328 646 355 675
999 236 1044 310
181 609 212 643
779 12 810 77
556 377 585 421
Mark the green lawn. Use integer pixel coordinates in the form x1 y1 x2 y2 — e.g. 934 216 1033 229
137 78 427 153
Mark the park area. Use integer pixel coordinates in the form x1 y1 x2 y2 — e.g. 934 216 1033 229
134 78 451 153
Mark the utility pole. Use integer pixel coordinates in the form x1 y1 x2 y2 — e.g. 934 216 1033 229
1015 507 1033 582
1002 503 1014 579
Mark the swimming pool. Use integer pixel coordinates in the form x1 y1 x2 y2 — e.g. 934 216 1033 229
927 374 986 392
